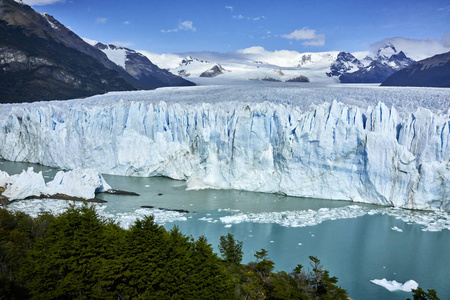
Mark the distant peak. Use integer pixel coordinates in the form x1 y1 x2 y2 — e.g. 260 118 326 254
377 43 397 58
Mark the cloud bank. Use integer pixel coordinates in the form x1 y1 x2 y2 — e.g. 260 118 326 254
370 36 450 60
282 28 325 46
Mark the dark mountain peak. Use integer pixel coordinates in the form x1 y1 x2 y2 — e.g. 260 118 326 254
199 64 225 78
179 56 209 66
326 52 363 77
377 42 397 57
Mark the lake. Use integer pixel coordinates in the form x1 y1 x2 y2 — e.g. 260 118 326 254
2 159 450 300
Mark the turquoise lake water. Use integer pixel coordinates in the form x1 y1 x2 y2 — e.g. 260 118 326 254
2 159 449 300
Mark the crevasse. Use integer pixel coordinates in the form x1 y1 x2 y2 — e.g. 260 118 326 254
0 95 448 211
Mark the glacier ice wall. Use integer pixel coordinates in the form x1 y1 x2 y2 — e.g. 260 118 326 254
0 88 449 211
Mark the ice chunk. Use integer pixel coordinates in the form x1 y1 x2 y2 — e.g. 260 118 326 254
2 168 47 200
370 278 418 292
391 226 403 232
46 168 111 199
0 168 111 200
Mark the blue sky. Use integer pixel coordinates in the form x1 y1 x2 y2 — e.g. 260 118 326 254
24 0 450 54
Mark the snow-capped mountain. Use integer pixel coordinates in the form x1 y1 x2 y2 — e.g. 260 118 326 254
149 43 414 85
142 48 339 83
326 52 363 77
143 44 414 85
336 43 415 83
382 50 450 87
85 40 194 88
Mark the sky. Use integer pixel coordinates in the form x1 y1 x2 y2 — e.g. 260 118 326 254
22 0 450 56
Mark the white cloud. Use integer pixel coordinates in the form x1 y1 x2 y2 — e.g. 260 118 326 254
225 6 233 12
370 36 450 60
96 18 107 24
123 21 130 25
161 20 196 33
233 14 265 21
236 46 309 67
17 0 64 5
281 28 325 46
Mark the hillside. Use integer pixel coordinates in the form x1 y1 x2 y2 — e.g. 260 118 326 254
381 51 450 87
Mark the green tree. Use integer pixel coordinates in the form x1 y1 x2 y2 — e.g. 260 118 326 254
219 233 243 265
23 204 111 299
307 256 347 299
408 287 440 300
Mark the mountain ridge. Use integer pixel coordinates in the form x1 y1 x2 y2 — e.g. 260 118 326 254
0 0 192 103
381 51 450 87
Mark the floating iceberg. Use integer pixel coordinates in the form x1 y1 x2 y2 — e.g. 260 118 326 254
370 278 418 292
0 85 448 211
0 167 111 200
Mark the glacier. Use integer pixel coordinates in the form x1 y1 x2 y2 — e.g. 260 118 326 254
0 84 448 211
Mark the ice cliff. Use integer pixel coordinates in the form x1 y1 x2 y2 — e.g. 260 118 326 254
0 85 448 211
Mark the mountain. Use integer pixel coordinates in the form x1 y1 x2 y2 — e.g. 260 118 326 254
0 0 192 103
326 52 363 77
328 43 415 83
0 0 138 103
86 40 194 88
142 50 334 83
381 51 450 87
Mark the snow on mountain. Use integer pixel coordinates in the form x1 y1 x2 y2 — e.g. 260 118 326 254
335 43 415 83
0 84 448 211
83 39 194 88
326 52 363 77
91 42 128 69
140 47 339 83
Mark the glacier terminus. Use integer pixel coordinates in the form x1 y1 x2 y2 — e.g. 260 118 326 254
0 83 449 211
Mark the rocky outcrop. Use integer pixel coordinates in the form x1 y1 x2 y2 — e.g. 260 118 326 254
286 75 310 82
199 64 226 77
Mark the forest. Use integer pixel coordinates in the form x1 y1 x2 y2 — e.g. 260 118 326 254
0 204 438 299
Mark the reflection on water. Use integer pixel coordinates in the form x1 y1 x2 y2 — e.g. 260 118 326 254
1 159 449 300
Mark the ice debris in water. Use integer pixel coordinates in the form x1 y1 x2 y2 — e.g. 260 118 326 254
370 278 419 292
215 205 450 232
391 226 403 232
7 200 188 230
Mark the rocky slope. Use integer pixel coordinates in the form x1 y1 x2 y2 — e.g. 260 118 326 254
0 0 192 103
0 0 138 103
381 51 450 87
88 41 194 88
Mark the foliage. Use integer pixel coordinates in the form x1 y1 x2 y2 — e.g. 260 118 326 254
219 233 243 265
0 205 364 299
408 287 440 300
